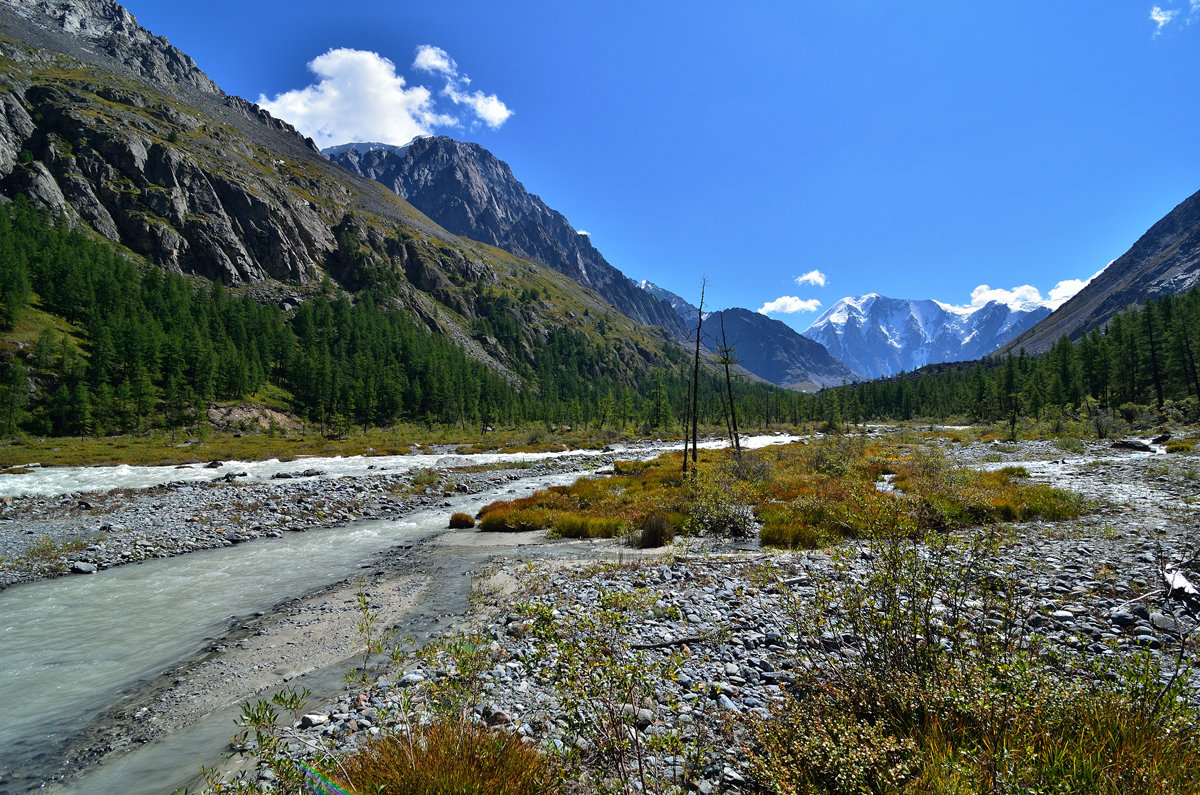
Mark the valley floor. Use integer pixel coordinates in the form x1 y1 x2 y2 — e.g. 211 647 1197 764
209 436 1200 793
5 432 1200 793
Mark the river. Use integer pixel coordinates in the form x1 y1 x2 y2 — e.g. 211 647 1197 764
0 435 797 793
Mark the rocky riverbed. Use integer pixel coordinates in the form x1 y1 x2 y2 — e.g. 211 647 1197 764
6 433 1200 793
0 448 638 589
256 436 1200 793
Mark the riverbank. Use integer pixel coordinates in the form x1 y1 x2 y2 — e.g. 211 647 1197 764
0 445 647 590
0 441 709 793
246 436 1200 793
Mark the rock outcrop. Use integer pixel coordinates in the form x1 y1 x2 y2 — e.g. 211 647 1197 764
327 137 689 337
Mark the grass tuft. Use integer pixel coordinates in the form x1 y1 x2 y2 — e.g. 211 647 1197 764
333 720 561 795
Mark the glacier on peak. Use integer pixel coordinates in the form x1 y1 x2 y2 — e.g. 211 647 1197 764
805 294 1051 380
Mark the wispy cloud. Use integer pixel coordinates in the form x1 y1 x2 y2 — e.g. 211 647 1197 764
759 296 822 314
1150 5 1178 34
794 270 827 287
414 44 514 129
258 46 511 149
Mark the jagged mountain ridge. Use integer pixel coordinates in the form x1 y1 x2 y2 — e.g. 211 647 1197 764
328 139 864 390
326 137 688 337
805 294 1051 379
706 308 860 391
0 0 685 385
634 280 860 390
997 187 1200 355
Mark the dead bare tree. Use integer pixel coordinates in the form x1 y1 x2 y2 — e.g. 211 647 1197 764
718 311 741 459
683 280 705 476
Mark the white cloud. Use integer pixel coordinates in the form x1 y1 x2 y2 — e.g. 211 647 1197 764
794 270 827 287
968 283 1045 309
415 44 514 129
1151 5 1177 34
257 45 512 148
413 45 456 76
445 85 513 128
576 230 590 236
961 269 1103 312
758 296 822 314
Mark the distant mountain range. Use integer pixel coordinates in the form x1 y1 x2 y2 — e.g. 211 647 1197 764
804 295 1051 379
327 138 860 390
634 281 860 389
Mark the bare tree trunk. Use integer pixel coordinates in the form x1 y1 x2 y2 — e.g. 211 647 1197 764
691 281 705 468
718 311 741 458
684 280 705 475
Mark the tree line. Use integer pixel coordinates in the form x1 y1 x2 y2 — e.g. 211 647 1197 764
817 288 1200 430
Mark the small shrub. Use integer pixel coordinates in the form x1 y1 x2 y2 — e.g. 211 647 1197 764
748 687 916 794
335 720 562 795
410 468 441 489
1167 441 1194 454
1054 437 1085 454
448 512 475 529
632 512 676 548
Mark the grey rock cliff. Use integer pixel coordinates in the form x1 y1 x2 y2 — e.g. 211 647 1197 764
2 0 220 93
327 137 689 337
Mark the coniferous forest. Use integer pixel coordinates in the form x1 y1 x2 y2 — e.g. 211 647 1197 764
0 201 807 438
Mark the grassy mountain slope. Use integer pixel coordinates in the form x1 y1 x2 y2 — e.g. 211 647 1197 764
0 0 685 392
998 187 1200 355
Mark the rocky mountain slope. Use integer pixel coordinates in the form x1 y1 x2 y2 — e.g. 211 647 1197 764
998 187 1200 355
329 139 863 390
0 0 682 385
805 294 1050 379
326 138 688 337
635 280 860 390
706 307 860 390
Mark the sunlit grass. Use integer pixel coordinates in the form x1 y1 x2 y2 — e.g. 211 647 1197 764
332 720 562 795
473 437 1088 546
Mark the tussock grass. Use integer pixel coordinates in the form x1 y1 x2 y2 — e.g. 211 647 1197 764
332 721 561 795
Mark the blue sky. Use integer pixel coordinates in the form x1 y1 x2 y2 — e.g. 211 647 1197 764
123 1 1200 334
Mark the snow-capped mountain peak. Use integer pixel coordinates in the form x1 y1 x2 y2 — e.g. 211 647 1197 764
805 294 1051 379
